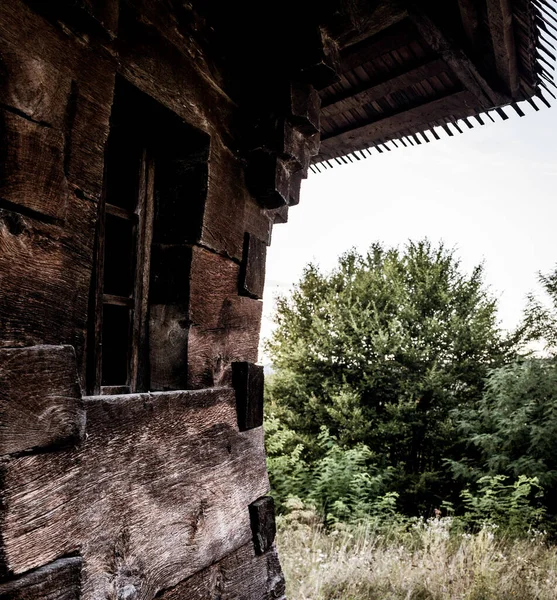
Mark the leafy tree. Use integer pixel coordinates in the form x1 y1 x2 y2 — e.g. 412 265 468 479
266 240 512 514
521 266 557 355
449 358 557 528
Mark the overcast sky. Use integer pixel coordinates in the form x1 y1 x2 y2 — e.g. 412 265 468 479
261 100 557 358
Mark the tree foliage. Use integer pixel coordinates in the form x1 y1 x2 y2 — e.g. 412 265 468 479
266 240 511 514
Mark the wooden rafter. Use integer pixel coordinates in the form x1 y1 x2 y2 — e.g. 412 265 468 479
486 0 520 97
333 0 409 50
457 0 482 52
322 58 450 118
320 89 477 157
409 8 510 108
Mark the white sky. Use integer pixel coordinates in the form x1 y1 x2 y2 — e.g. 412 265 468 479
262 101 557 358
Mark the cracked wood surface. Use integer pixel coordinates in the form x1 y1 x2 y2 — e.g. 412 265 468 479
0 388 269 599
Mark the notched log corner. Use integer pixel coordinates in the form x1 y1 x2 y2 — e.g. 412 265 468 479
0 557 82 600
232 362 264 431
0 345 85 456
245 153 290 210
249 497 277 556
239 233 267 300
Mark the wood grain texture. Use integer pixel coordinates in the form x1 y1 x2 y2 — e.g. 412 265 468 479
0 110 69 220
203 142 250 260
321 58 450 118
246 153 290 210
249 497 277 556
0 557 82 600
240 233 267 300
289 81 320 134
0 345 84 456
486 0 519 97
0 37 71 128
149 303 189 391
409 10 508 107
65 68 115 201
0 207 94 362
0 388 270 599
232 362 264 432
187 248 262 388
319 90 478 156
158 543 285 600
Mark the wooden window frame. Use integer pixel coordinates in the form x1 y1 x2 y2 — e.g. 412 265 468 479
90 147 155 395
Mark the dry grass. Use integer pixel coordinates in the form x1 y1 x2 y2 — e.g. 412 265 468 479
276 515 557 600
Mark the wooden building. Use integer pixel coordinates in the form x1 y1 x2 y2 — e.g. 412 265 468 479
0 1 553 598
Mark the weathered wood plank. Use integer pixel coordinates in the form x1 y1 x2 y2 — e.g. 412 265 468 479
331 0 409 49
0 388 270 599
158 543 285 600
65 68 115 201
203 142 253 260
187 297 263 389
249 497 277 556
240 233 267 300
319 90 478 158
0 37 71 128
246 153 290 210
486 0 520 97
186 247 262 388
0 208 94 367
288 170 304 207
149 303 189 392
0 110 69 220
457 0 482 53
289 81 320 134
0 557 82 600
322 58 450 118
232 362 264 432
0 345 84 456
409 10 509 107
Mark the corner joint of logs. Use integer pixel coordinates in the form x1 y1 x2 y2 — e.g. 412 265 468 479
232 362 264 431
249 496 277 556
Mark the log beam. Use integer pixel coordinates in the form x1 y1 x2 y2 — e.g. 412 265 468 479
319 90 477 158
486 0 520 97
322 58 450 118
0 388 269 598
409 9 510 108
0 557 82 600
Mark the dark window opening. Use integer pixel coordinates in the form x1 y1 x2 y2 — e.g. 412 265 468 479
87 77 210 395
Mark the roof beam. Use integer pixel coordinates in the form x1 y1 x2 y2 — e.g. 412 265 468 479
321 58 449 118
457 0 482 52
332 0 409 51
486 0 520 97
320 89 478 158
409 9 510 108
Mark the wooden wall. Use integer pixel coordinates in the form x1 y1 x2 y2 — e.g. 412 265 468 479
0 1 295 598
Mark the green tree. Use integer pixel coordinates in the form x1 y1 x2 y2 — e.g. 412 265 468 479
266 240 512 514
522 266 557 355
449 358 557 528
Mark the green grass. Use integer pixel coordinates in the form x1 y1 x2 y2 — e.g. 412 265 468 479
276 513 557 600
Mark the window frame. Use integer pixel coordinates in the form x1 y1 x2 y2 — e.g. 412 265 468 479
90 146 155 395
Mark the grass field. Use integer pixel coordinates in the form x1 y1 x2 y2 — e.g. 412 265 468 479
276 514 557 600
